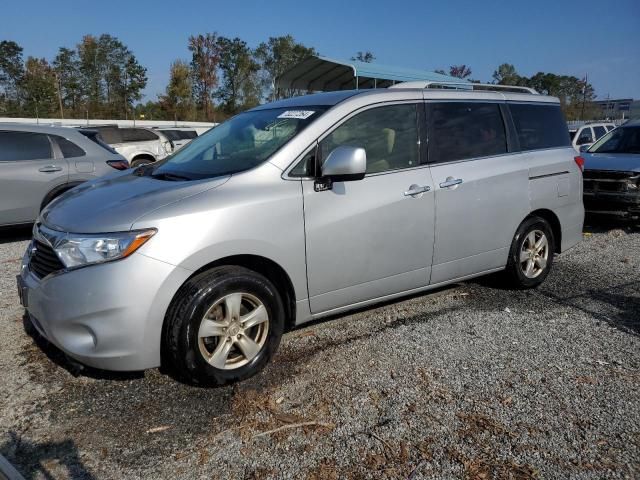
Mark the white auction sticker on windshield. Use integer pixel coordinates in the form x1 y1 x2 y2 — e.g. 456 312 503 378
277 110 315 119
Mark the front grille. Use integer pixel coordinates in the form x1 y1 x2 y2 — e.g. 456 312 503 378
583 170 639 193
29 240 65 279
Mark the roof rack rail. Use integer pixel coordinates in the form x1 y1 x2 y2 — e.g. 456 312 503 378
389 81 538 95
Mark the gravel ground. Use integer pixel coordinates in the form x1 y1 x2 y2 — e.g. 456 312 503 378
0 221 639 479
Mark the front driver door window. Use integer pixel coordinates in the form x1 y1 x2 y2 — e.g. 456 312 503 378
319 104 420 174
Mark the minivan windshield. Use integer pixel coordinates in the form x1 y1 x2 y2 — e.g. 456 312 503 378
152 106 327 180
588 126 640 154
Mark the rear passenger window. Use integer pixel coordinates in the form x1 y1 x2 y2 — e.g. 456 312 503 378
577 127 594 145
53 136 85 158
96 127 123 144
509 103 570 151
0 131 52 161
121 128 159 142
593 126 606 139
428 102 507 163
320 104 419 174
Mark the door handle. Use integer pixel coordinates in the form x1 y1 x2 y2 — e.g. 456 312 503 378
38 165 63 173
439 177 463 188
403 185 431 197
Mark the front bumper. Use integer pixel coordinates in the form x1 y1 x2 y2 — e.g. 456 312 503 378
583 191 640 218
20 249 191 371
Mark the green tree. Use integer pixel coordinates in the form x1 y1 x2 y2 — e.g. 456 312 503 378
0 40 24 114
254 35 316 101
216 36 260 114
188 33 220 121
75 34 146 118
96 34 147 118
351 51 375 63
77 34 103 115
492 63 522 85
159 60 194 121
20 57 57 118
134 100 166 121
53 47 82 116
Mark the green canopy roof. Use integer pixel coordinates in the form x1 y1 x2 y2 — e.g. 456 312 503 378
276 55 461 91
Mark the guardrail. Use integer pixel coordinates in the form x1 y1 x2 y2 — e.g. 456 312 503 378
567 119 627 129
0 117 217 129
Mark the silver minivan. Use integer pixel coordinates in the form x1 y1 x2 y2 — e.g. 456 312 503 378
18 83 584 385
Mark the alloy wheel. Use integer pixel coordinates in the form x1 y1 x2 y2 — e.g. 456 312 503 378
197 292 270 370
519 230 549 279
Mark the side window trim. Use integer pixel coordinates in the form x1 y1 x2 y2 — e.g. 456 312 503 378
418 102 429 165
499 103 520 153
48 135 64 160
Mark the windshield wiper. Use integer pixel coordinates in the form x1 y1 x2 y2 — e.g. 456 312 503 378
151 172 193 181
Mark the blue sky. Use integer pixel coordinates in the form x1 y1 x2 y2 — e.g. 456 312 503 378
3 0 639 101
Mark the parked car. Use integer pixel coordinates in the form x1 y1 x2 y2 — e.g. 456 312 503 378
570 122 616 152
19 83 584 385
91 126 173 167
0 124 128 227
155 128 198 151
580 120 640 220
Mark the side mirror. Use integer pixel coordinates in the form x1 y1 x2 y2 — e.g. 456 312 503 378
321 145 366 181
579 144 590 153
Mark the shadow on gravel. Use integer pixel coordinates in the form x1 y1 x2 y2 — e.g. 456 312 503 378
540 280 640 336
0 225 32 245
471 261 640 336
1 431 95 480
584 214 640 234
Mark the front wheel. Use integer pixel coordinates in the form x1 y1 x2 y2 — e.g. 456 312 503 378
163 266 285 386
504 216 555 289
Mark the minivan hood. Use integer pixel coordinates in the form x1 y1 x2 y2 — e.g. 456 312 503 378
41 171 229 233
583 152 640 173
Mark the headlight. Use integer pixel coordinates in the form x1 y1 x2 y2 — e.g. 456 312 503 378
53 229 156 268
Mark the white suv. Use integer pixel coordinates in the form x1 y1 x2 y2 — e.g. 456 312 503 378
93 126 173 167
570 122 615 152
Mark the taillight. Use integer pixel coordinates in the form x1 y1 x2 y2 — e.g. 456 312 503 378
107 160 130 170
574 156 585 172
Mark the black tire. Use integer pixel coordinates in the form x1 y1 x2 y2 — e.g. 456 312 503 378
131 157 154 168
163 266 285 386
504 216 555 289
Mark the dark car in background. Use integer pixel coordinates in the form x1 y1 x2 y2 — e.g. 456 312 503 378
581 120 640 221
0 124 128 227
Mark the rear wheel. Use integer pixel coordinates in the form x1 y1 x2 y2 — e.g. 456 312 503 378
163 266 285 386
131 156 154 168
504 216 555 289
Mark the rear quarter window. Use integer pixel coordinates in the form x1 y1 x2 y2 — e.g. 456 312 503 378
52 136 86 158
509 103 570 151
